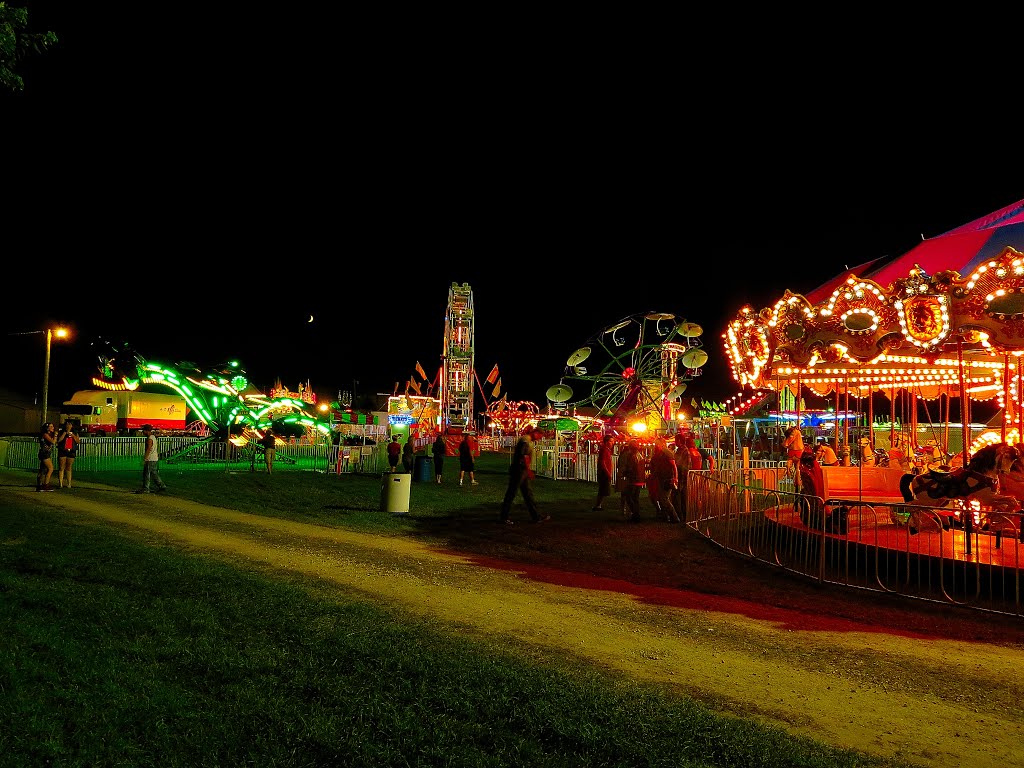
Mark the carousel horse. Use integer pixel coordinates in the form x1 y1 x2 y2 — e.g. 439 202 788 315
990 456 1024 546
899 443 1020 534
910 439 947 475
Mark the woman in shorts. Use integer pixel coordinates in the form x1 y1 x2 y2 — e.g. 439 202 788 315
37 422 57 491
57 420 81 487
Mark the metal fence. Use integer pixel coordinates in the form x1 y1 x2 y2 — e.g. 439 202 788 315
684 468 1023 617
0 435 389 475
1 435 571 478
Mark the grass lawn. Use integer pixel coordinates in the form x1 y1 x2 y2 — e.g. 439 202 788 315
0 453 970 767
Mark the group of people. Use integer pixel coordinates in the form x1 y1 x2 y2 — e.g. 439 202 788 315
35 422 713 525
37 420 167 494
783 427 844 477
387 432 478 486
587 432 712 524
36 420 80 491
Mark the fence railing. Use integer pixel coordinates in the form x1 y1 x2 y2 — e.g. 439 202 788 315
0 435 389 475
0 436 784 481
684 469 1023 617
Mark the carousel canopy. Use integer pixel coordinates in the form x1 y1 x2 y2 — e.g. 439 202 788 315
725 199 1024 401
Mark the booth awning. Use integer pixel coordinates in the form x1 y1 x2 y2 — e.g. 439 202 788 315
334 411 378 425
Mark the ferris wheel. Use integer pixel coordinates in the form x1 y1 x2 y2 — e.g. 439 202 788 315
546 312 707 433
440 282 475 430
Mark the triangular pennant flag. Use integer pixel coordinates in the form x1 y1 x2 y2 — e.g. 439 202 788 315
492 377 501 398
415 361 427 380
485 364 500 384
410 378 422 395
404 380 411 395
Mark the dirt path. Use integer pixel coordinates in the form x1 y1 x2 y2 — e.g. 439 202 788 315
12 482 1024 768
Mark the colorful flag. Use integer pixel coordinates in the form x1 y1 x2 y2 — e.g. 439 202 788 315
492 377 501 398
415 361 427 380
410 378 422 395
393 382 399 396
403 380 411 395
691 397 698 408
485 364 500 384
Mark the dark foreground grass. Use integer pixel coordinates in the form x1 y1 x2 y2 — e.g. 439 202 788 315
0 458 906 768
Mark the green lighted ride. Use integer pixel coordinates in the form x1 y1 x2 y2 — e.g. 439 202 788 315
90 337 332 436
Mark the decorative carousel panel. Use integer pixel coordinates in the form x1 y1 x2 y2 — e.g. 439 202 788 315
805 380 834 397
821 279 889 331
952 248 1024 349
767 291 815 344
896 294 950 350
724 306 773 389
768 292 820 368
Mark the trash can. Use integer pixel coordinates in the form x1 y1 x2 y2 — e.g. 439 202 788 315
414 455 433 482
380 472 411 514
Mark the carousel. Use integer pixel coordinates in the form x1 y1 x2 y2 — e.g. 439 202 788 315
722 198 1024 567
725 199 1024 461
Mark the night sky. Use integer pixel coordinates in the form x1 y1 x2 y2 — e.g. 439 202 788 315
5 4 1019 413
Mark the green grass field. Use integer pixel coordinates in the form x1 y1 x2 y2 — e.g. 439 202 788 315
0 454 905 767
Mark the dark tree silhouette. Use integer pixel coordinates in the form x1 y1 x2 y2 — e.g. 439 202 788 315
0 3 57 91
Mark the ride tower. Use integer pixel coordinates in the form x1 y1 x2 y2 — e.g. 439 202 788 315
440 282 475 432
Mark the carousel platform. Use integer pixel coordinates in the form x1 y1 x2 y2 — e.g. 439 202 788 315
765 500 1024 569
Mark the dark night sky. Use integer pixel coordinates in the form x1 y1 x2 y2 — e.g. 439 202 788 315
4 4 1019 412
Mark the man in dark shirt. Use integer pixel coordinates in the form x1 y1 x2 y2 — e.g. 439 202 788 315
500 431 549 525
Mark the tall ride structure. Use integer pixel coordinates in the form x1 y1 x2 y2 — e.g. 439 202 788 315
440 282 475 430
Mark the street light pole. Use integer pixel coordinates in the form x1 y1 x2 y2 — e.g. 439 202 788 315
42 328 53 424
6 327 69 425
40 327 68 425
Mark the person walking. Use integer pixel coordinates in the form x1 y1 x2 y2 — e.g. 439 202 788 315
672 435 692 521
134 424 168 494
500 430 548 524
402 435 416 474
431 432 447 483
648 437 680 523
36 422 56 491
458 434 478 485
56 420 80 488
674 434 703 521
386 435 402 472
592 434 614 511
261 427 277 473
616 436 645 522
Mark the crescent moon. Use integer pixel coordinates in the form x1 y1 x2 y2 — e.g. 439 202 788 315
308 315 314 323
